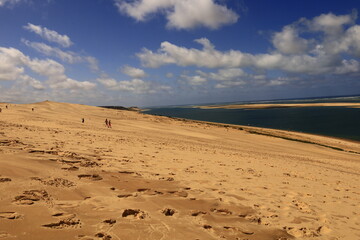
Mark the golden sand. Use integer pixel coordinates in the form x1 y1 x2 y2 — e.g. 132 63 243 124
0 101 359 240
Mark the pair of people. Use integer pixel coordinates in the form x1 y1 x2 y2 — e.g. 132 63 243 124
105 119 112 128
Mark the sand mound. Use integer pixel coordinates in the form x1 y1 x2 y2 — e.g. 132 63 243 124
0 101 359 239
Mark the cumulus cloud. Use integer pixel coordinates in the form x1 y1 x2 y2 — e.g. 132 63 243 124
0 47 27 81
97 77 171 94
215 81 245 89
272 26 309 54
19 75 45 90
23 40 100 71
137 11 360 78
114 0 239 30
201 68 246 81
0 46 96 91
96 77 118 88
305 12 356 35
24 23 73 48
121 65 147 78
181 74 207 86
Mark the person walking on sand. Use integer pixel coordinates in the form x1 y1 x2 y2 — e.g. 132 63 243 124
82 118 85 123
108 120 112 128
105 119 108 127
0 108 2 113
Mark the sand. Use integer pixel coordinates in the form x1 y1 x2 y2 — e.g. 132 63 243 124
196 102 360 109
0 101 359 240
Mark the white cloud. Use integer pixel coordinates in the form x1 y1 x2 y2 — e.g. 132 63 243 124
0 47 27 81
114 0 239 30
272 26 309 54
181 74 207 86
97 77 171 94
24 23 73 48
137 11 360 76
121 65 147 78
19 75 45 90
306 12 356 35
203 68 246 81
215 81 245 88
97 77 118 88
23 40 100 71
0 46 96 91
115 79 153 93
23 40 81 63
49 78 96 90
0 0 23 7
335 59 360 74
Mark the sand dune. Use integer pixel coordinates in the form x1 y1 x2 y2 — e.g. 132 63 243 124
0 101 359 240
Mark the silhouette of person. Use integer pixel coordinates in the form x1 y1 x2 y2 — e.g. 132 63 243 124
108 120 112 128
105 119 108 127
0 108 2 113
82 118 85 123
32 108 34 111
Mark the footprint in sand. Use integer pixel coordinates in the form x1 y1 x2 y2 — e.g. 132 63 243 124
210 208 232 215
167 190 188 198
62 166 79 171
191 211 207 217
0 212 22 220
42 214 81 229
122 209 148 219
78 174 103 181
223 226 254 235
203 225 212 229
103 219 116 225
0 177 11 183
31 177 75 187
117 194 133 198
162 208 176 216
95 232 112 240
13 190 50 205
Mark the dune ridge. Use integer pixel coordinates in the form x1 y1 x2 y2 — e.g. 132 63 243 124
0 101 359 240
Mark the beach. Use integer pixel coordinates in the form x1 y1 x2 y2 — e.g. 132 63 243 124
0 101 359 240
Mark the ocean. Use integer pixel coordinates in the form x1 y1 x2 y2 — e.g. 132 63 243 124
143 96 360 142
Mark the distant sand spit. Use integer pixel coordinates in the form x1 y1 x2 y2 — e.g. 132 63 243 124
0 101 359 239
195 102 360 109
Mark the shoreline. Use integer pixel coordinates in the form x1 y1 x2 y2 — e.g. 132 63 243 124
193 102 360 109
142 110 360 145
143 113 360 154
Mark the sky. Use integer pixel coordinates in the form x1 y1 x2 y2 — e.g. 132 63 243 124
0 0 360 107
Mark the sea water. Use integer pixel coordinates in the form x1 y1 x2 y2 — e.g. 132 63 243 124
143 99 360 142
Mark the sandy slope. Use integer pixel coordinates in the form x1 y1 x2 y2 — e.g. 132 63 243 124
0 101 359 240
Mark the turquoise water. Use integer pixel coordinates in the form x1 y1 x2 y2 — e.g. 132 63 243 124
144 106 360 142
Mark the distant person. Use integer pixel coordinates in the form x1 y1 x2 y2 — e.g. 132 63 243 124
5 105 8 109
105 119 108 127
108 120 112 128
32 108 34 111
0 108 2 113
82 118 85 123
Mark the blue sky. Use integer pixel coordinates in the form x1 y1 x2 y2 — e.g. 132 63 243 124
0 0 360 107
